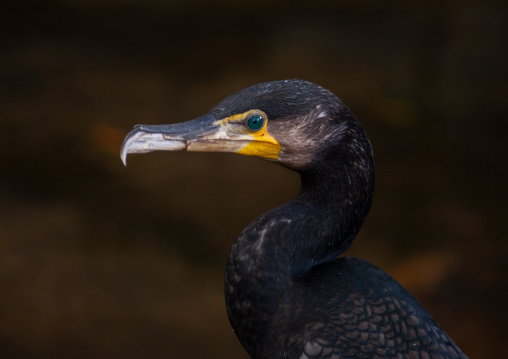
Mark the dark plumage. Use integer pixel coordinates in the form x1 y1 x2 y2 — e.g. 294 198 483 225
121 80 468 359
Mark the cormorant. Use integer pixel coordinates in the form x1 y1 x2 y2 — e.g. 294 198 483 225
120 80 468 359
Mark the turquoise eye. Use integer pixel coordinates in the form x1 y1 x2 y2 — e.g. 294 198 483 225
246 114 264 131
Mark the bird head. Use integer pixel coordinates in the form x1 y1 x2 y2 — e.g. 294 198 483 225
121 79 368 172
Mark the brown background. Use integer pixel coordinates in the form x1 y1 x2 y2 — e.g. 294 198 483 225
1 1 507 358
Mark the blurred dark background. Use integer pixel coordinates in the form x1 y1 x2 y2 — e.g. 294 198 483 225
1 0 507 358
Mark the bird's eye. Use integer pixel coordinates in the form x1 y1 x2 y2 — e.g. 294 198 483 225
246 114 265 131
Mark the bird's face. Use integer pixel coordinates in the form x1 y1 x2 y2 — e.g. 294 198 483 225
121 80 349 171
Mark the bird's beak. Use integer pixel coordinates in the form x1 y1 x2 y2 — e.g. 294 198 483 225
120 112 281 165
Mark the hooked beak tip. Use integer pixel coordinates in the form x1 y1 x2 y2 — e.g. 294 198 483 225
119 125 189 166
121 152 128 166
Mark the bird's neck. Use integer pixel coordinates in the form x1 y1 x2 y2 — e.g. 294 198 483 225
225 136 374 357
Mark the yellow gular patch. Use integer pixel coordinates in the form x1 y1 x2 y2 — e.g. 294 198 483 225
215 110 282 160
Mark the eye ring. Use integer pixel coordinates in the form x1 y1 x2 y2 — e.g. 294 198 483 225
245 112 266 131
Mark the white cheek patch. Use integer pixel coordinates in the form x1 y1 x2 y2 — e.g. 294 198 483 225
277 108 348 169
